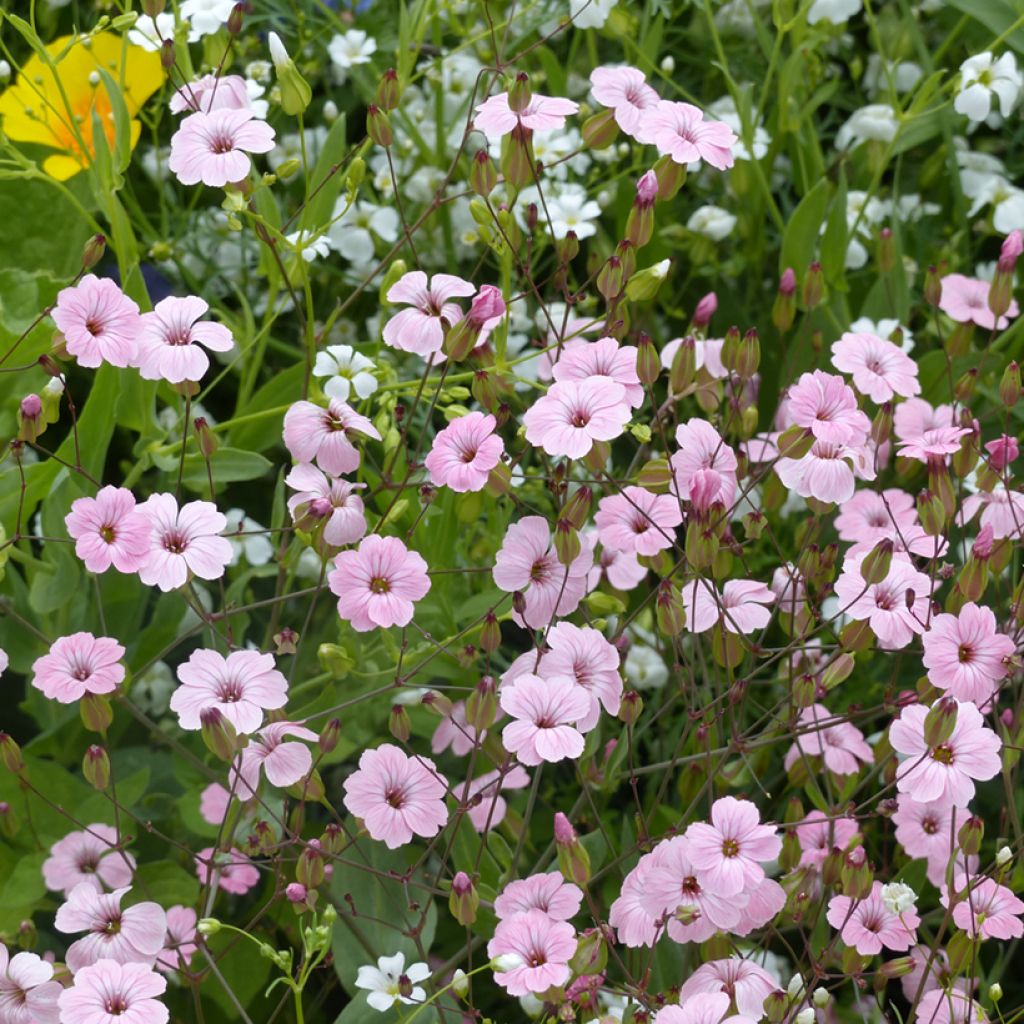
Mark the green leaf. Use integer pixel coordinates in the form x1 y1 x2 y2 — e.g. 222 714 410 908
180 447 272 491
779 176 830 278
946 0 1024 56
229 364 304 452
820 168 849 288
135 860 201 906
300 114 351 234
0 178 93 278
98 69 134 173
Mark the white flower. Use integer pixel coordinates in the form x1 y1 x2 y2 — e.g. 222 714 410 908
179 0 236 39
863 54 922 96
224 510 275 567
795 1010 815 1024
245 78 269 119
268 32 290 70
880 882 917 915
285 230 331 264
247 60 273 85
327 200 400 266
490 953 525 972
526 184 601 240
967 175 1024 233
835 104 899 149
569 0 617 29
708 96 771 160
807 0 861 24
687 204 737 241
996 845 1013 866
849 317 913 354
624 641 668 690
356 953 429 1013
128 12 176 51
313 344 378 402
955 52 1022 123
328 30 378 71
787 975 806 1000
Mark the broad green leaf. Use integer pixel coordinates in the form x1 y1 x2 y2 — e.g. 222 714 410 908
779 176 830 277
179 447 273 491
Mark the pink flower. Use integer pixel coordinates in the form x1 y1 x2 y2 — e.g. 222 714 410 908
657 993 757 1024
58 959 168 1024
784 703 874 775
795 813 860 869
946 875 1024 940
194 847 260 894
499 674 592 765
922 603 1014 705
889 699 1002 807
65 487 152 575
939 273 1019 330
635 100 738 169
775 438 875 505
55 884 166 973
826 881 920 955
137 494 232 592
682 578 775 635
523 378 630 458
831 332 921 403
595 486 682 556
589 66 659 136
833 554 933 649
43 825 135 897
985 434 1018 471
31 633 124 704
231 721 318 797
494 872 583 921
431 701 485 757
199 783 232 826
155 906 198 973
671 419 738 506
661 337 728 380
786 370 871 446
897 427 972 462
328 535 431 632
679 959 779 1019
168 108 276 187
894 398 956 442
584 530 647 592
52 275 140 369
551 338 645 408
382 271 476 356
917 989 988 1024
134 296 233 383
285 464 367 546
685 796 781 897
462 765 530 832
424 412 504 492
473 92 579 139
540 622 623 730
486 910 577 996
0 943 61 1024
283 398 381 476
959 486 1024 539
169 73 253 114
493 517 593 629
893 795 975 887
170 648 288 734
610 853 661 947
834 488 917 543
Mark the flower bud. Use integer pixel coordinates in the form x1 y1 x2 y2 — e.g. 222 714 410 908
596 257 623 301
860 539 894 585
160 38 175 70
197 917 221 936
669 335 696 393
296 841 324 888
376 68 400 112
193 416 218 458
503 124 534 188
692 292 717 330
268 32 311 116
990 984 1004 1003
465 676 497 731
656 579 686 636
957 815 983 856
318 643 353 679
924 696 958 747
0 734 24 774
201 707 240 762
508 72 531 113
618 690 643 725
802 262 824 309
581 108 618 149
554 812 590 885
448 871 479 925
470 149 497 197
996 845 1012 867
924 264 943 307
653 154 685 200
735 327 760 379
82 745 110 790
1000 361 1021 408
877 227 895 274
635 332 660 386
286 882 308 904
17 394 44 443
80 693 114 733
366 104 393 147
871 402 893 447
389 705 411 743
773 268 797 330
81 234 106 270
562 486 592 529
226 2 244 34
624 259 670 302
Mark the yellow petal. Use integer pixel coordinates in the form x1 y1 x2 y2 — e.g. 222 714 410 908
41 152 86 181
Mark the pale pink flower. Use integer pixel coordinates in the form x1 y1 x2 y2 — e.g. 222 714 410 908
499 674 592 765
424 412 504 492
901 945 961 1003
682 578 775 635
939 273 1019 330
848 522 947 560
55 884 166 973
584 529 647 592
283 398 381 476
134 296 233 383
0 943 61 1024
550 338 645 408
231 722 318 797
985 434 1019 471
833 554 933 649
382 271 476 356
431 701 486 758
169 73 252 114
826 881 920 955
194 847 260 894
486 909 577 996
137 494 232 592
168 108 276 187
657 992 757 1024
946 875 1024 940
610 853 662 947
541 622 623 729
917 989 988 1024
473 92 579 139
52 275 140 369
922 603 1014 705
679 959 779 1019
784 703 874 775
897 427 972 463
493 872 583 921
959 485 1024 539
589 66 659 136
894 398 957 443
523 378 631 458
43 825 135 897
65 487 152 575
595 486 682 556
199 783 232 826
155 906 198 973
834 488 917 543
889 699 1002 806
775 438 875 505
342 743 448 849
31 633 124 704
661 336 729 380
635 100 737 169
786 370 871 446
462 765 530 832
285 464 367 546
893 795 975 887
170 648 288 734
831 332 921 403
328 535 431 632
795 813 860 869
57 960 168 1024
670 419 738 506
685 796 781 897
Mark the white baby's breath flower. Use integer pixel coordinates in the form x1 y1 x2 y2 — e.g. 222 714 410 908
880 882 917 915
355 953 429 1012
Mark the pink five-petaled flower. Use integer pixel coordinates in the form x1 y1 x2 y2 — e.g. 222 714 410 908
382 270 476 357
550 338 645 409
670 418 738 506
897 426 973 463
523 378 630 458
774 438 875 505
682 578 776 635
917 989 989 1024
168 108 276 187
65 486 152 574
54 884 166 974
889 699 1002 807
939 273 1020 330
342 743 449 849
169 73 253 114
831 332 921 403
137 494 232 592
155 905 199 973
594 486 683 557
892 794 975 887
283 398 381 477
57 959 168 1024
826 881 920 955
328 535 431 632
0 943 61 1024
894 397 956 442
493 872 583 921
833 553 933 649
783 703 874 775
43 825 135 897
589 66 660 136
52 274 141 369
635 100 738 169
656 992 758 1024
922 602 1015 705
194 847 260 894
795 813 860 869
685 796 782 898
230 721 318 797
473 92 579 139
499 673 593 766
786 370 871 446
134 295 234 383
285 464 367 546
170 648 288 734
31 632 125 704
486 909 577 996
541 621 623 729
678 959 780 1020
424 412 504 493
834 488 918 543
946 875 1024 941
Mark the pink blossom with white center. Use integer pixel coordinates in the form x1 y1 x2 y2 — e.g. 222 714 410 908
834 488 918 543
917 989 989 1024
169 73 253 114
500 674 592 765
959 486 1024 539
31 633 124 704
462 765 530 832
661 336 729 380
55 884 166 974
550 338 645 408
523 378 631 458
635 100 738 169
890 699 1002 807
431 701 486 757
134 295 233 383
283 398 381 477
382 271 476 356
0 943 61 1024
922 603 1014 705
775 438 875 505
670 418 738 506
194 847 260 894
584 529 647 592
682 578 775 635
786 370 871 446
424 412 504 492
589 66 660 136
155 906 198 973
826 881 920 955
486 909 577 996
832 553 933 649
945 875 1024 940
136 494 232 592
230 722 318 797
65 486 152 575
494 872 583 921
939 273 1019 330
168 108 276 187
43 825 135 897
493 516 593 629
285 464 367 547
595 486 682 557
795 813 860 869
170 648 288 734
893 795 976 887
784 703 874 775
473 92 579 139
52 274 140 369
897 426 973 463
679 959 780 1020
57 959 168 1024
685 796 782 897
541 621 623 730
328 535 431 632
894 398 956 443
831 332 922 403
656 992 758 1024
610 852 662 947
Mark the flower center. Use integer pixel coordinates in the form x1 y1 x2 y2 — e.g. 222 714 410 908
525 948 547 968
85 318 105 336
104 915 123 935
931 743 955 765
100 524 117 543
163 531 188 554
370 576 392 594
922 816 939 835
209 132 236 155
721 837 740 858
571 409 591 428
530 559 552 584
384 787 405 809
958 644 974 663
105 997 129 1015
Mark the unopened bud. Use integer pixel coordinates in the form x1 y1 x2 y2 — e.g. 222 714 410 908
376 68 400 112
201 707 240 762
193 416 218 458
470 149 497 197
82 745 110 790
449 871 479 925
802 262 824 309
508 73 531 114
366 105 393 147
1000 361 1021 408
924 265 942 307
80 693 114 733
860 539 894 585
389 704 411 743
81 234 106 270
465 676 497 731
957 815 983 856
0 734 24 774
581 108 618 149
923 696 958 747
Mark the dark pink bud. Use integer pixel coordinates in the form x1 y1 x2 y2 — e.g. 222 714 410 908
20 394 42 418
999 229 1024 272
636 169 658 206
692 292 717 329
972 523 995 559
554 812 578 846
308 497 333 519
689 467 722 514
452 871 473 896
286 882 308 903
779 267 797 295
468 285 506 328
985 434 1019 471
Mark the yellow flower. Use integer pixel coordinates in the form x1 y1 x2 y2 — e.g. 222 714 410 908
0 32 164 181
